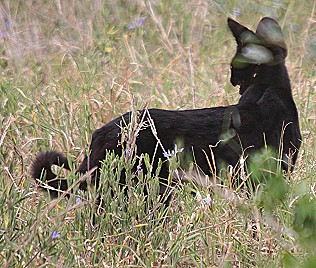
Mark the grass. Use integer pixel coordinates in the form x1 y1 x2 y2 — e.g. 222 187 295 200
0 0 315 267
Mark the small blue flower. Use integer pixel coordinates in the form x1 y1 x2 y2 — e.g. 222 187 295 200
136 165 142 172
174 144 184 154
51 230 60 239
233 7 241 18
163 144 184 158
125 148 131 157
76 197 82 204
0 31 6 39
163 149 172 158
128 16 147 30
203 194 212 206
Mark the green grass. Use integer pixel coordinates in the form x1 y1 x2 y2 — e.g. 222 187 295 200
0 0 315 266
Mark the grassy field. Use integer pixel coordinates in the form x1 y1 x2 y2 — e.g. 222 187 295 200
0 0 315 267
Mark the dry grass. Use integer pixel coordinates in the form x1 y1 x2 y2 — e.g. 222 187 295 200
0 0 315 267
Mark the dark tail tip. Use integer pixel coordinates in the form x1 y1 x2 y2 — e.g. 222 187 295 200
31 150 71 198
31 151 70 180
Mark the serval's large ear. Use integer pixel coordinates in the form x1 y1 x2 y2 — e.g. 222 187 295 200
256 17 287 57
228 18 260 47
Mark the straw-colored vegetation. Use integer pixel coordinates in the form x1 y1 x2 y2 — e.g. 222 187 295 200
0 0 315 267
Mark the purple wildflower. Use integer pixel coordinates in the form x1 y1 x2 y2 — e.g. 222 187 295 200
128 16 147 30
4 16 10 30
0 31 6 39
163 149 172 158
163 144 184 158
233 8 241 18
203 194 212 206
76 197 82 204
174 144 184 154
125 148 131 157
51 230 60 239
136 164 142 172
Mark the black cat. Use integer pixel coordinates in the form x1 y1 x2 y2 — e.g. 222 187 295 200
32 17 301 200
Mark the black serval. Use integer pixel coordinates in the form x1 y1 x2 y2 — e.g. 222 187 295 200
32 17 301 202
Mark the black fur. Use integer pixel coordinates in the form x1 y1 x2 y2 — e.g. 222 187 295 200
31 151 70 198
31 17 301 200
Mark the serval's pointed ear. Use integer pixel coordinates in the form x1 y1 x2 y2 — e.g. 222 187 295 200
228 18 258 46
256 17 287 55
